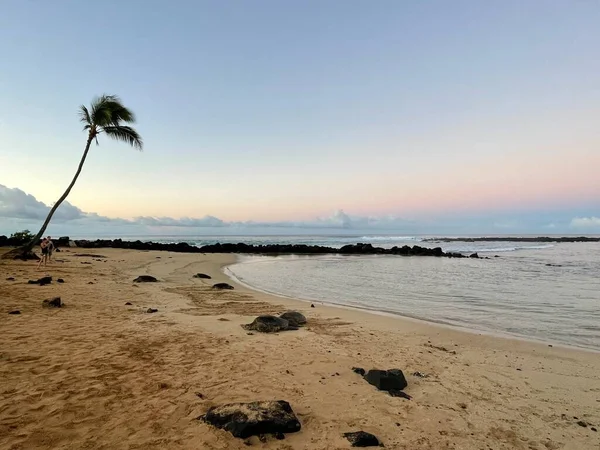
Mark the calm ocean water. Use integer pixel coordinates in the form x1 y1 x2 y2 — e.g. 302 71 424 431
202 235 600 351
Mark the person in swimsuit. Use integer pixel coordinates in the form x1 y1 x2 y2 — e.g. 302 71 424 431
46 236 54 263
38 238 49 269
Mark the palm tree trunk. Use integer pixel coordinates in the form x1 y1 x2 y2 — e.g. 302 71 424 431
2 136 94 259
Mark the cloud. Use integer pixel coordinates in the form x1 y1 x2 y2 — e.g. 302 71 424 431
135 215 225 228
0 184 413 234
570 217 600 229
2 183 600 236
0 185 84 222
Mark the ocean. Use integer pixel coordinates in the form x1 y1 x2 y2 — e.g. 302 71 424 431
190 234 600 351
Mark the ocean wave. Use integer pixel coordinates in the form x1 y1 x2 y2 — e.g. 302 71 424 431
360 236 423 242
454 244 555 253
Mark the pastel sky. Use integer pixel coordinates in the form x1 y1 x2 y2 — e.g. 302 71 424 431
1 1 599 235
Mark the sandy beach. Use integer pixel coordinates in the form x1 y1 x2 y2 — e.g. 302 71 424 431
1 248 599 450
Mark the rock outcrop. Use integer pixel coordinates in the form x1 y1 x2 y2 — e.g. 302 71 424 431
202 400 301 439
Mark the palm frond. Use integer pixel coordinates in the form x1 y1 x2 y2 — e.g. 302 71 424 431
102 101 136 125
102 125 143 150
79 105 92 125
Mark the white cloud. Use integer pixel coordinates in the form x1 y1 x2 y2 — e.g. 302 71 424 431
0 185 84 222
570 217 600 229
0 184 413 234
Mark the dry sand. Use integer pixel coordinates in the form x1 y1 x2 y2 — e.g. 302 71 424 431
1 248 599 450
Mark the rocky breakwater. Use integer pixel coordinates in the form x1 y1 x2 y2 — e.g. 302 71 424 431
38 238 473 258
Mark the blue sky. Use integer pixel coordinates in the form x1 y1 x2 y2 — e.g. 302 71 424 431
1 1 599 236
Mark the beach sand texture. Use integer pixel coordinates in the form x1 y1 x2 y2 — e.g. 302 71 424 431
1 248 599 450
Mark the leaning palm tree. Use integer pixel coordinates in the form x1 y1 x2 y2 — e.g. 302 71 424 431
3 95 142 259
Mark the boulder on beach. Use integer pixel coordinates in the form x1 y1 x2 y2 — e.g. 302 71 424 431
133 275 158 283
242 315 294 333
28 276 52 286
343 431 382 447
364 369 408 392
212 282 234 290
202 400 301 439
193 273 212 279
42 297 62 308
279 311 307 327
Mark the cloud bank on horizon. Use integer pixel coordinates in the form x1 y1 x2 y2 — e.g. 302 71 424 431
1 184 599 237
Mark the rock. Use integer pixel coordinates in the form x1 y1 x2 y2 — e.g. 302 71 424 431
352 367 366 376
8 310 21 315
279 311 307 327
212 282 234 290
576 420 588 427
591 427 597 432
364 369 408 392
42 297 62 308
125 302 133 305
193 273 212 279
202 400 301 439
6 277 15 281
133 275 158 283
242 315 293 333
469 253 479 258
343 431 382 447
28 276 52 286
389 390 412 400
310 304 315 308
57 278 65 283
146 308 158 313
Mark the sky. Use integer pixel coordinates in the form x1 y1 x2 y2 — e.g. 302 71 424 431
1 0 599 236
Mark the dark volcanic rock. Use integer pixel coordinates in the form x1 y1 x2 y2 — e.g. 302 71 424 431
8 310 21 315
212 282 234 290
146 308 158 313
57 278 64 283
343 431 382 447
193 273 212 279
125 302 133 305
469 252 479 258
22 237 491 258
42 297 62 308
352 367 366 376
28 276 52 286
133 275 158 283
202 400 301 439
364 369 408 392
6 277 15 281
243 315 293 333
279 311 307 327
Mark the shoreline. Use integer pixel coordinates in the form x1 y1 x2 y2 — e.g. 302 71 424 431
2 248 599 449
223 256 600 355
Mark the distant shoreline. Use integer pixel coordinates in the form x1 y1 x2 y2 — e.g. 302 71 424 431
424 236 600 243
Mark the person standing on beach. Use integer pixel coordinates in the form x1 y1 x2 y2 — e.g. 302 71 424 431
46 236 54 263
37 238 49 269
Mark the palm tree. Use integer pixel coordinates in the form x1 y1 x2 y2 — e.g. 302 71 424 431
3 94 142 259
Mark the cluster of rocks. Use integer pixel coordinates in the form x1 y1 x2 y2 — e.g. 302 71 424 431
243 311 307 333
1 236 486 258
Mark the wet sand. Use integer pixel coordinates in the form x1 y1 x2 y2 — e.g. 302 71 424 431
1 248 599 449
